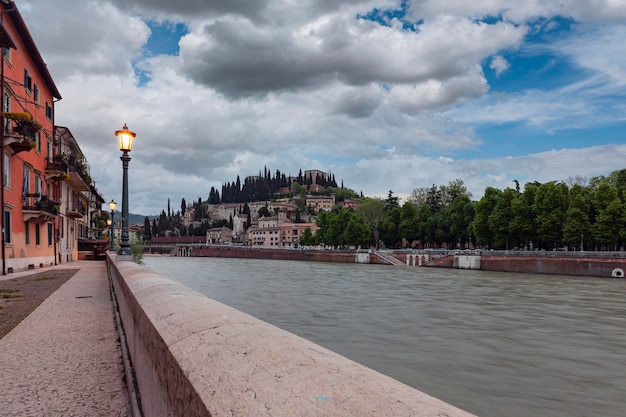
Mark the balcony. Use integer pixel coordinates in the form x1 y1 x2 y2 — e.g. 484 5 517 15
4 135 36 155
46 153 92 191
66 202 86 219
45 159 70 182
22 194 59 223
67 171 90 192
3 118 39 155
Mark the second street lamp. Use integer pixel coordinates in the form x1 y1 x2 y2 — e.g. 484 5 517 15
108 199 117 252
114 124 136 256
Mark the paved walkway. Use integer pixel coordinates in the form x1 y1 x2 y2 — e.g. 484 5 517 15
0 261 130 417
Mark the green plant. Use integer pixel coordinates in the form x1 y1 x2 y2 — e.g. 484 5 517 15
130 242 144 265
0 288 21 299
35 276 55 281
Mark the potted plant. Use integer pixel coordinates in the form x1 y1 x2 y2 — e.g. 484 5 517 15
0 111 32 121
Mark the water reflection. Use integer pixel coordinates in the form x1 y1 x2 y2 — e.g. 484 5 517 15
144 256 626 417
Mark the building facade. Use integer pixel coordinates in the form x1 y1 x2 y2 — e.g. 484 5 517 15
1 1 102 272
305 194 336 212
53 126 104 262
247 216 318 248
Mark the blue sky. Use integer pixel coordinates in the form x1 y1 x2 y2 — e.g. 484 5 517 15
21 0 626 214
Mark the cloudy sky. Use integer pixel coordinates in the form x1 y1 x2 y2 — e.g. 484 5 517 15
18 0 626 215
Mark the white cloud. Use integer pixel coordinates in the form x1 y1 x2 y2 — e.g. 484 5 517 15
489 55 510 77
16 1 626 214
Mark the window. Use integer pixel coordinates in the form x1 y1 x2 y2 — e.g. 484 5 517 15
34 172 41 197
3 153 9 188
45 102 53 120
33 84 39 103
24 69 32 92
23 165 30 199
46 139 51 161
3 92 9 134
3 210 10 244
34 131 41 152
2 47 10 63
25 221 30 245
35 223 40 245
47 223 53 246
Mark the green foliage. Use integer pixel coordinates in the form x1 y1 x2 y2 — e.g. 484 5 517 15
315 208 373 248
355 198 385 248
144 217 152 241
473 187 500 247
299 227 316 246
130 242 144 265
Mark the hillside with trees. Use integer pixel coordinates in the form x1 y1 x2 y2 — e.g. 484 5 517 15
146 167 626 252
212 167 339 204
303 169 626 251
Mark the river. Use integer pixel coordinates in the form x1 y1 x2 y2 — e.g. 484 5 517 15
143 256 626 417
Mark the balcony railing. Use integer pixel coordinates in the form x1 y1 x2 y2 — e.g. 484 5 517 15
22 194 60 222
67 201 86 218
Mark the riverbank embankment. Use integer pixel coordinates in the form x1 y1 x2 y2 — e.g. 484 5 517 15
108 254 477 417
145 244 626 278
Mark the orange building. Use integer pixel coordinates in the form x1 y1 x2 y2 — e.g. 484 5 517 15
305 194 336 212
1 2 62 272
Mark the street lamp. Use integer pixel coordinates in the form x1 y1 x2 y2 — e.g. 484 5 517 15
114 124 136 256
107 219 113 251
108 199 117 251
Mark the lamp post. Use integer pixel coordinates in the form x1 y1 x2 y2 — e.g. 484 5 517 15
108 199 117 251
107 219 113 251
115 124 136 256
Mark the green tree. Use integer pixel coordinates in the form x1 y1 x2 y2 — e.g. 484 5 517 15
533 182 569 249
343 214 372 248
563 184 591 250
299 227 315 246
510 182 538 249
384 190 400 211
380 206 402 248
593 199 622 250
449 194 474 248
143 216 152 241
407 186 430 207
258 204 271 218
592 182 622 250
315 211 332 247
398 202 419 247
488 187 517 249
355 198 385 249
330 209 353 248
440 179 471 208
473 187 500 248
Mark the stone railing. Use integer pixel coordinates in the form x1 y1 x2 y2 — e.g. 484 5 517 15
107 255 476 417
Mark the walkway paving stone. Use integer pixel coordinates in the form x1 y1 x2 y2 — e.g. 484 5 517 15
0 261 129 417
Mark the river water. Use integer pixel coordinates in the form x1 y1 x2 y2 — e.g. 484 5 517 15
143 256 626 417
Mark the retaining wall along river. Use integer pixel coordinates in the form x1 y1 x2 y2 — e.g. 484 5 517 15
107 254 476 417
146 244 626 278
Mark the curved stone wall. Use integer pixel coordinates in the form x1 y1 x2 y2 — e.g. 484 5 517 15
107 257 477 417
